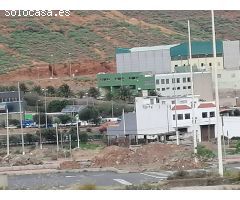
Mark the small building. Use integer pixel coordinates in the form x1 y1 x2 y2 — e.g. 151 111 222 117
97 72 155 97
155 72 213 101
61 105 87 115
107 96 217 143
0 91 24 113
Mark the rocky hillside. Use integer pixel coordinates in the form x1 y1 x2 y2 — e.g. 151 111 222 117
0 10 239 87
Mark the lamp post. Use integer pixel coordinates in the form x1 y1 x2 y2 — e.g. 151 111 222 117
18 82 25 155
6 107 9 156
68 53 72 78
50 54 53 79
37 100 42 149
212 10 224 177
75 114 80 148
42 88 48 129
235 97 239 107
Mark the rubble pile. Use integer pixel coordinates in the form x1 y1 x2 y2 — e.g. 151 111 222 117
92 143 207 170
0 155 43 167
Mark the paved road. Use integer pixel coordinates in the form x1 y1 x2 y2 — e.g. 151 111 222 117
8 171 173 190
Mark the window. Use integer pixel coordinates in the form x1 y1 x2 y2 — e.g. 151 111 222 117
172 100 176 104
161 79 165 84
187 77 191 82
150 98 154 105
177 87 180 90
166 87 170 90
156 98 160 103
172 87 176 90
172 78 175 83
185 113 191 119
202 112 208 118
162 88 165 91
175 65 178 67
157 88 160 91
201 63 204 67
156 79 159 84
177 78 180 83
183 86 187 90
188 86 191 89
178 114 183 120
210 112 215 117
162 101 166 105
217 74 221 78
166 79 169 84
173 114 175 120
183 78 186 83
209 63 212 66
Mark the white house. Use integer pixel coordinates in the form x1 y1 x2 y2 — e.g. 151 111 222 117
107 96 217 142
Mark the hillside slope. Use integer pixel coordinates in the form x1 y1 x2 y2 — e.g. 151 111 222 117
0 10 239 87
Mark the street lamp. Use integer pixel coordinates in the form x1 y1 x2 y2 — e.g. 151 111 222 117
50 54 54 79
6 107 9 156
75 114 80 148
86 92 89 106
18 82 25 155
36 100 42 149
68 53 72 78
42 88 48 128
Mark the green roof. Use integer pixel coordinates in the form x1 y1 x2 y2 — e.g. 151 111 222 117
170 40 223 58
115 48 131 54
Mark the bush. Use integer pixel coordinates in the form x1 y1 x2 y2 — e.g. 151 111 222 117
196 145 215 159
80 132 88 143
58 114 72 124
235 141 240 154
88 87 100 98
47 100 69 112
24 93 41 106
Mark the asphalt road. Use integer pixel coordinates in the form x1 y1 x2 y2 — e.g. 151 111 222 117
7 163 240 190
8 171 173 190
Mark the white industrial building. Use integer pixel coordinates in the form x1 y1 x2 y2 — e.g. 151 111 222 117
155 72 213 101
107 96 217 143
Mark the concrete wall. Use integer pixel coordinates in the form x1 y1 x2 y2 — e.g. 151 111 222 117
171 57 223 72
116 49 172 74
135 97 174 135
155 72 213 101
221 116 240 138
223 40 240 70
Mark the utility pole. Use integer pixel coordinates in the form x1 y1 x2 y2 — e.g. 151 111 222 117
18 82 25 155
76 114 80 148
69 134 72 159
37 100 42 149
188 20 197 157
55 123 59 152
173 71 179 145
111 100 114 118
212 10 224 177
6 108 9 156
44 89 48 129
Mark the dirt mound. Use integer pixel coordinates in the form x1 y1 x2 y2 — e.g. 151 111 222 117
91 143 206 171
0 155 43 167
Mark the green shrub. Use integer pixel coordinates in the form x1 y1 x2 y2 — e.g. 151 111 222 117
235 141 240 153
196 145 215 159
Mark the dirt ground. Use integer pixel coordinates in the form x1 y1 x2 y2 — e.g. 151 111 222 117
0 142 212 171
91 143 208 171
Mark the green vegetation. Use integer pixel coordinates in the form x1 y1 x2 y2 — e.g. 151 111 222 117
196 145 216 160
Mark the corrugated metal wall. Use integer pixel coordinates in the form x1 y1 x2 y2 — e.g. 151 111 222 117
116 49 172 74
223 40 240 70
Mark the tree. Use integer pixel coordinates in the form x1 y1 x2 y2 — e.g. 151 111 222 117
24 93 41 106
234 109 240 116
33 113 52 125
58 84 71 98
118 86 132 101
149 90 157 96
46 86 56 96
105 91 113 101
58 115 72 124
77 91 85 99
88 87 100 98
47 100 68 112
32 85 43 95
79 106 100 125
19 83 28 93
